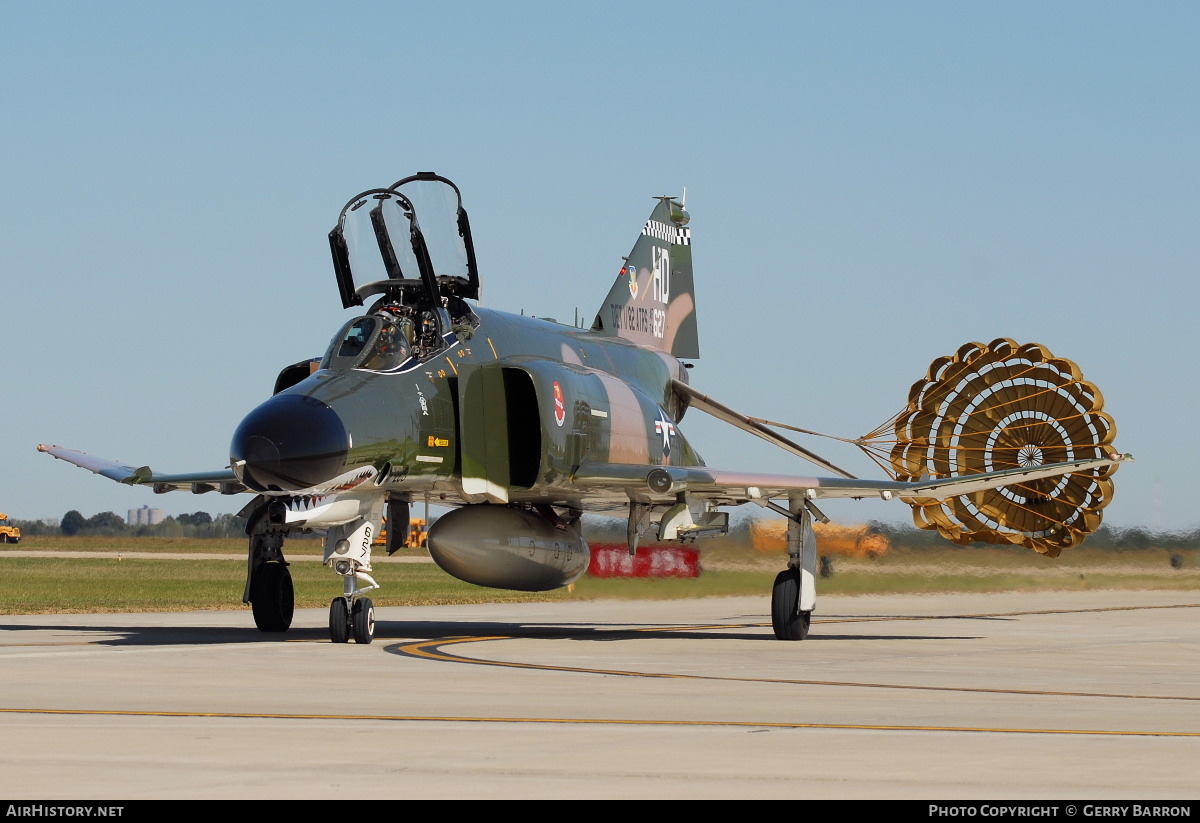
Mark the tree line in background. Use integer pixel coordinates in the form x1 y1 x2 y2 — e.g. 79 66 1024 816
5 511 1198 550
12 511 248 539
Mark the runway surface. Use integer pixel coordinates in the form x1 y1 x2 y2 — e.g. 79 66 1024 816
1 590 1197 799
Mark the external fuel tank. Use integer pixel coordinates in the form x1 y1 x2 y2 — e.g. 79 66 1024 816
426 505 590 591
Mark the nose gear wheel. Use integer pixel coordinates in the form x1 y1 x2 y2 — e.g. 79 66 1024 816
352 598 375 644
329 597 351 643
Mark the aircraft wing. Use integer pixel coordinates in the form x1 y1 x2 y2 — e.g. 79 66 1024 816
37 444 247 495
571 454 1132 505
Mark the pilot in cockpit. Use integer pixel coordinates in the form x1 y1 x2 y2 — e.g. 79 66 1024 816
361 320 411 370
417 311 440 355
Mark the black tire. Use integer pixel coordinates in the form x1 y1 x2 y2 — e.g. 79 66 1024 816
250 562 294 632
0 535 8 544
771 568 811 641
351 597 375 645
329 597 350 643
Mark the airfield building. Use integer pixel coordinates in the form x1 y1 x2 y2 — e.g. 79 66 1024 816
128 506 165 526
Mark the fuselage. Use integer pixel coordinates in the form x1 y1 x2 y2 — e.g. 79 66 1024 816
229 305 703 511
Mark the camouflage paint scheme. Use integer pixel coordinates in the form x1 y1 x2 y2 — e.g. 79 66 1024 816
38 174 1129 642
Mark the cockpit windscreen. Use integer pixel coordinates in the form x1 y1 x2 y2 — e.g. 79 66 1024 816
321 315 412 372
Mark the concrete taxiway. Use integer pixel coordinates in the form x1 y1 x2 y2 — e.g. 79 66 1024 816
0 590 1196 799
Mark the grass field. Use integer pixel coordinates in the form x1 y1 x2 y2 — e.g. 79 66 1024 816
0 536 1195 614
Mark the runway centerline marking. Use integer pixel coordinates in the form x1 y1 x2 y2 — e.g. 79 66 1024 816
0 706 1196 738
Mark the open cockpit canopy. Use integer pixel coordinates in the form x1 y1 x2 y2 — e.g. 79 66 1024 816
329 172 479 311
390 172 479 298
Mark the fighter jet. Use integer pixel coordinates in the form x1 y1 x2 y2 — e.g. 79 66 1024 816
39 172 1130 643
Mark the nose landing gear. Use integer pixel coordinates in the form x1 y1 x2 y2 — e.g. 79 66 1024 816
324 516 380 644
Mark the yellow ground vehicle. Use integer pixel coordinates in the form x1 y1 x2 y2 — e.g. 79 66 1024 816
0 513 22 544
749 519 890 558
372 518 428 549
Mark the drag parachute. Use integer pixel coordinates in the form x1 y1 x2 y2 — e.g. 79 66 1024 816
857 338 1118 556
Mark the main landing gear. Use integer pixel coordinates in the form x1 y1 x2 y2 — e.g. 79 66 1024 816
766 498 819 641
245 524 295 633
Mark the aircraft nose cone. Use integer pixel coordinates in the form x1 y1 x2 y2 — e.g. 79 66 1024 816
230 394 348 492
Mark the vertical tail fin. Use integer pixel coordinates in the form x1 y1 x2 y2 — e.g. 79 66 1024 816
590 196 699 359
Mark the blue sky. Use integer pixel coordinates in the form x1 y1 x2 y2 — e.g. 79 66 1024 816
3 1 1196 532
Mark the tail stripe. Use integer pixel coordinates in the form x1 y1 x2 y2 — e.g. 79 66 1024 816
642 219 691 246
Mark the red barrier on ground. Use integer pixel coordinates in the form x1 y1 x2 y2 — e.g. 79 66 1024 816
587 544 701 578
